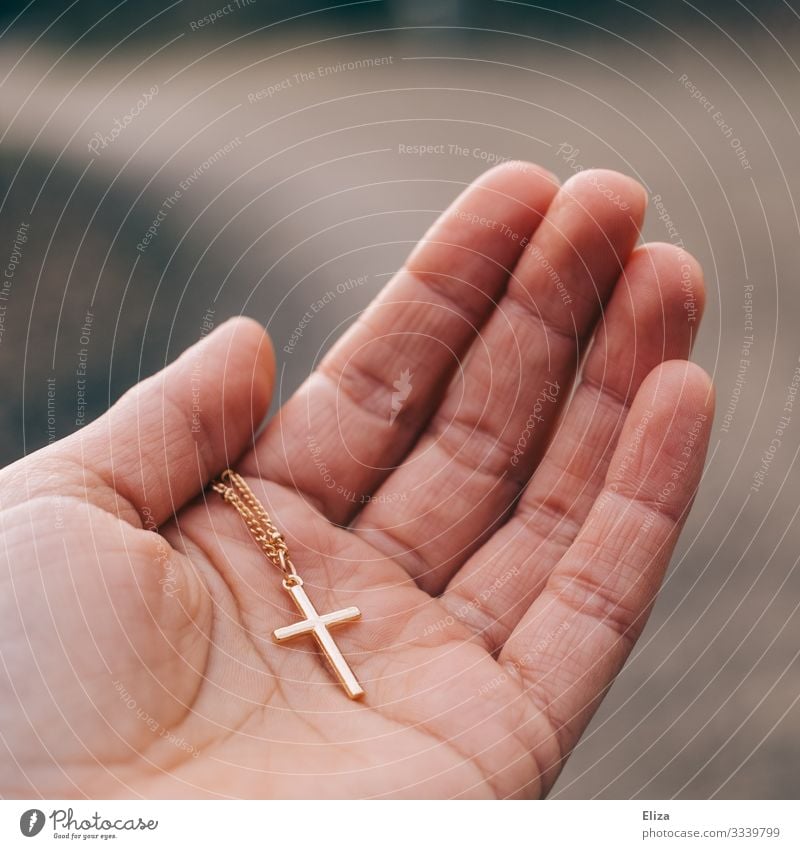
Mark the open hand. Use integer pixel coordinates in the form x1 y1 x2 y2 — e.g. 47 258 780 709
0 163 713 799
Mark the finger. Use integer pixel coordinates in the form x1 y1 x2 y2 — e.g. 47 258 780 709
354 170 647 592
500 361 713 791
0 317 274 526
443 243 704 650
245 162 560 522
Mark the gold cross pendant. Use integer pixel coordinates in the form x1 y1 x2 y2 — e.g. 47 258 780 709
273 577 364 699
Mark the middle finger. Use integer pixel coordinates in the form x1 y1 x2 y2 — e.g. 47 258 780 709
354 169 647 593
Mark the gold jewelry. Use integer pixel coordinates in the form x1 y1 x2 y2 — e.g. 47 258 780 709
211 470 364 699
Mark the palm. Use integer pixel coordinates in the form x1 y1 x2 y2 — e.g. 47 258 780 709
1 164 713 799
172 499 536 799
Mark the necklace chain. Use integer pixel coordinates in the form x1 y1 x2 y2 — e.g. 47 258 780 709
211 469 300 585
211 468 364 698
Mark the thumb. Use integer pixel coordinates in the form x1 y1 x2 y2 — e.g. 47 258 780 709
2 316 274 526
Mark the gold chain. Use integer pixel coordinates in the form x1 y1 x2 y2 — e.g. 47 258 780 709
211 469 301 586
211 468 364 698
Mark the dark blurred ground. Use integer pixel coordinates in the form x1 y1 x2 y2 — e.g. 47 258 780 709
1 1 798 798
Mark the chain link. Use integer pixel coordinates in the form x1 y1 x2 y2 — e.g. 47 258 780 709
211 469 300 584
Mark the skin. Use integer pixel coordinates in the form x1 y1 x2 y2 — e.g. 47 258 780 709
0 163 714 799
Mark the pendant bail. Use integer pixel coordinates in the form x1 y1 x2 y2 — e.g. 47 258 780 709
277 548 299 582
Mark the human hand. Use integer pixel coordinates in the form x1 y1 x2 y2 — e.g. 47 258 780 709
0 163 713 798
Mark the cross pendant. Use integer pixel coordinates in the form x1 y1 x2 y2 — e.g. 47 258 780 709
273 578 364 699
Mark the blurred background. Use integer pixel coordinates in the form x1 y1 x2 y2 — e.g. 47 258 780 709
1 0 798 798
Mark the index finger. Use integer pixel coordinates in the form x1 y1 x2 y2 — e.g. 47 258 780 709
245 162 559 523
